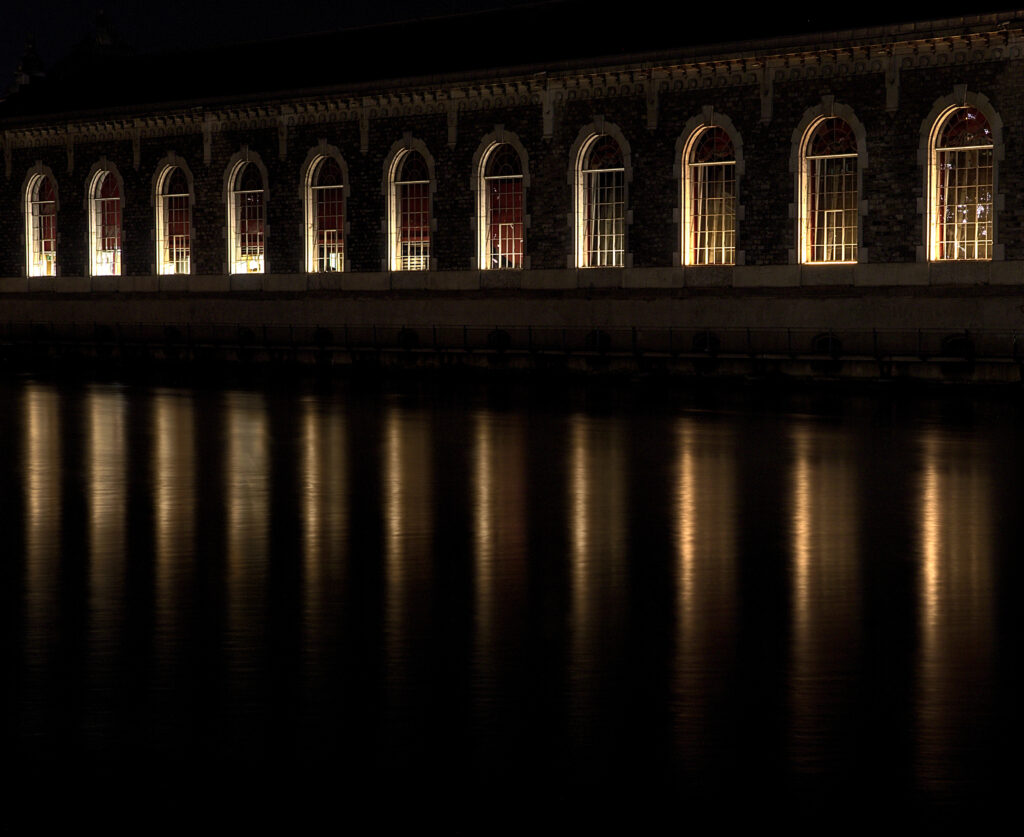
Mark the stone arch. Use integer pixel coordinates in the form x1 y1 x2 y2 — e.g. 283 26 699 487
789 98 869 265
917 88 1004 262
566 118 632 269
470 126 531 270
676 108 745 267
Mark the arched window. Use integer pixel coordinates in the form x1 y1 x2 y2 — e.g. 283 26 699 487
480 143 524 269
930 107 993 261
685 126 735 265
390 149 431 271
801 117 858 263
89 170 122 276
577 135 624 267
156 165 191 275
306 156 345 273
229 161 265 273
25 173 57 277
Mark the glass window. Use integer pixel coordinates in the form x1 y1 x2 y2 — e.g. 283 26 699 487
393 150 431 271
231 162 264 273
308 157 345 273
90 171 122 276
482 144 523 269
157 166 191 275
687 127 735 265
26 174 57 277
580 135 624 267
932 107 993 261
803 118 858 263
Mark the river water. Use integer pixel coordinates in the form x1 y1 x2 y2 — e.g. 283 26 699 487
1 374 1019 816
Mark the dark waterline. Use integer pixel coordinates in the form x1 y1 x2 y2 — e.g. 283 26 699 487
2 373 1021 816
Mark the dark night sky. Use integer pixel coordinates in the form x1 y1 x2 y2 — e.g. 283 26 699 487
0 1 536 91
0 1 1010 97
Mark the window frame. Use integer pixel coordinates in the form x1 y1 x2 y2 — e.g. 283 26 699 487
226 156 267 275
386 142 435 272
477 141 526 270
24 169 58 278
927 105 996 262
155 163 193 276
575 133 626 269
683 125 737 266
799 116 859 265
88 167 123 277
303 148 348 274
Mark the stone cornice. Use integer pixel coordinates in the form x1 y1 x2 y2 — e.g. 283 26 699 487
3 23 1021 150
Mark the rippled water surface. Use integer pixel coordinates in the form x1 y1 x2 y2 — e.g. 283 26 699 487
2 375 1021 814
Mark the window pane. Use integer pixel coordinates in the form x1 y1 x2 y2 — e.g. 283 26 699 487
582 136 624 267
689 127 735 265
484 145 523 269
805 118 857 263
398 180 430 270
29 176 57 277
934 108 993 261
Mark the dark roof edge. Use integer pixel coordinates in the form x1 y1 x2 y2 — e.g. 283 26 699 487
3 9 1022 129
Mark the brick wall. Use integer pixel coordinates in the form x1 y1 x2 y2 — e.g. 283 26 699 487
1 33 1021 279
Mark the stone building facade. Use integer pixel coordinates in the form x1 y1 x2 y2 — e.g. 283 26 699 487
1 10 1023 378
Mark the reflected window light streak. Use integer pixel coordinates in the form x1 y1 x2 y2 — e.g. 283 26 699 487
152 391 196 650
915 431 994 791
303 402 323 563
787 424 860 776
87 385 127 612
673 418 738 771
676 422 697 627
791 430 812 641
23 384 61 676
84 385 128 741
150 390 196 724
223 391 269 696
382 405 433 730
567 414 627 741
473 412 495 639
153 390 196 562
300 398 349 691
470 410 528 725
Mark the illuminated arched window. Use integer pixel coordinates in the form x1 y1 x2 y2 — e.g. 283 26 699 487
156 165 191 275
480 143 524 269
25 173 57 277
389 149 431 271
306 156 345 273
577 135 624 267
89 170 122 276
685 126 735 265
229 160 265 273
930 107 993 261
801 117 858 263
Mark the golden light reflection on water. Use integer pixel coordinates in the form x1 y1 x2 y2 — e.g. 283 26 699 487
152 390 196 670
788 424 859 774
87 384 127 650
916 431 993 791
568 414 626 738
224 391 269 684
471 410 526 720
23 383 61 676
300 398 348 690
673 417 737 768
84 385 127 739
383 404 433 716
